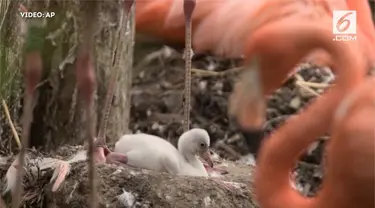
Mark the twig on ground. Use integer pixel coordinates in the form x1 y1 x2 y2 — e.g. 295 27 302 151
262 115 289 130
134 46 180 70
1 99 21 148
192 67 243 77
296 80 330 89
294 74 321 96
226 134 242 144
215 140 241 160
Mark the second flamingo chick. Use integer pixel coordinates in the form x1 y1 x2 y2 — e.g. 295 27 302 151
113 128 213 176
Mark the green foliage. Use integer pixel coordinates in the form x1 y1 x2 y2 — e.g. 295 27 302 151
25 25 46 53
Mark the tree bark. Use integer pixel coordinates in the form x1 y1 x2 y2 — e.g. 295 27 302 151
0 0 24 153
18 0 134 148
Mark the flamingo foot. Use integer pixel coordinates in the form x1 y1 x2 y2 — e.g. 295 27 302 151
106 152 128 165
93 146 107 164
4 157 21 195
204 164 229 175
93 144 127 166
50 160 71 192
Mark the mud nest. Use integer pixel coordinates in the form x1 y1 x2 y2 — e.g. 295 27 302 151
130 45 335 196
0 44 335 207
0 147 257 207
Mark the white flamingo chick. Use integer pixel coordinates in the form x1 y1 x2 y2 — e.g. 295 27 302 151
113 128 213 176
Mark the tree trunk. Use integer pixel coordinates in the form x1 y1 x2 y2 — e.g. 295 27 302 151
16 0 134 148
0 0 24 153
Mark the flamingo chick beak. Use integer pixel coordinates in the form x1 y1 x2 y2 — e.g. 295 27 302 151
200 150 214 168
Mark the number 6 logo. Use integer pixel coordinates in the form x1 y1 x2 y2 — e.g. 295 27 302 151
333 10 357 35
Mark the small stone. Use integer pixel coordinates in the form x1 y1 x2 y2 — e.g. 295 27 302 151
289 97 301 109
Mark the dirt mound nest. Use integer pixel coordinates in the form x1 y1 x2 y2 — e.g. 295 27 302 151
0 154 257 207
0 45 334 207
131 46 334 194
